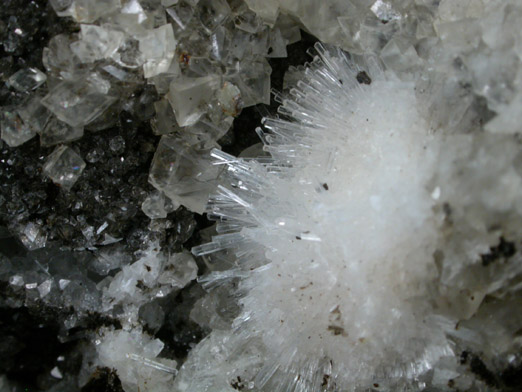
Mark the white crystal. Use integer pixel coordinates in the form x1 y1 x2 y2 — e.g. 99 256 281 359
139 24 177 78
38 280 53 298
50 366 63 380
9 275 24 287
159 251 198 288
70 24 125 63
70 0 122 23
216 82 242 117
96 328 175 392
141 191 178 219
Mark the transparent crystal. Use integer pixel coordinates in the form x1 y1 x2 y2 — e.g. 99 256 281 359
381 38 423 76
233 9 262 34
370 0 401 23
267 28 287 58
216 82 243 117
138 24 177 78
70 0 122 23
49 0 74 16
70 24 125 63
121 0 148 24
167 74 221 127
166 2 195 34
0 108 36 147
19 222 47 250
17 95 51 133
151 98 182 135
228 58 271 107
7 68 47 92
42 145 86 191
40 116 84 147
149 135 221 213
197 0 231 32
149 60 181 95
38 280 53 298
42 34 78 78
244 0 280 26
41 72 117 127
158 251 198 288
142 191 168 219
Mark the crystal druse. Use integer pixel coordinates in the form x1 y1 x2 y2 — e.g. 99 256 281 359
1 0 522 392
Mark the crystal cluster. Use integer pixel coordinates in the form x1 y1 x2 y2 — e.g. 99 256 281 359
2 0 298 215
176 1 522 390
1 0 522 391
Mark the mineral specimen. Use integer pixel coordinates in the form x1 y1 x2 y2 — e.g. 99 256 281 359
2 0 522 391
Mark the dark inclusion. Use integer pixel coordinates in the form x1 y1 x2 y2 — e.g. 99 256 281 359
356 70 372 85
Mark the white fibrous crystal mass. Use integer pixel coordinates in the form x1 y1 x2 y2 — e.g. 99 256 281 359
181 43 522 391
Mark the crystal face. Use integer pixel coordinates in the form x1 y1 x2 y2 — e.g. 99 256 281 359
167 74 221 127
39 116 84 147
139 24 177 78
70 24 125 63
7 68 47 92
149 135 221 213
40 73 117 127
0 108 36 147
42 145 86 191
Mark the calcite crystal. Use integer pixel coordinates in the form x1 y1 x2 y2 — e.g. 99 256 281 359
42 145 86 191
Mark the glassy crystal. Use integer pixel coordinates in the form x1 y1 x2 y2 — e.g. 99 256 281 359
233 9 262 34
141 190 179 219
70 0 122 23
149 60 181 94
41 72 117 127
42 34 78 78
228 58 271 107
159 251 198 288
70 24 125 63
167 74 221 126
244 0 280 26
0 108 36 147
7 68 47 92
151 98 182 135
370 0 401 23
19 222 47 250
17 95 51 133
121 0 148 24
216 82 242 117
166 2 195 33
197 0 231 32
49 0 74 16
149 135 221 213
139 24 177 78
40 116 84 147
42 145 86 191
267 28 287 58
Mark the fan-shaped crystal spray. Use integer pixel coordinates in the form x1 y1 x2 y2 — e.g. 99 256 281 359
175 43 522 392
